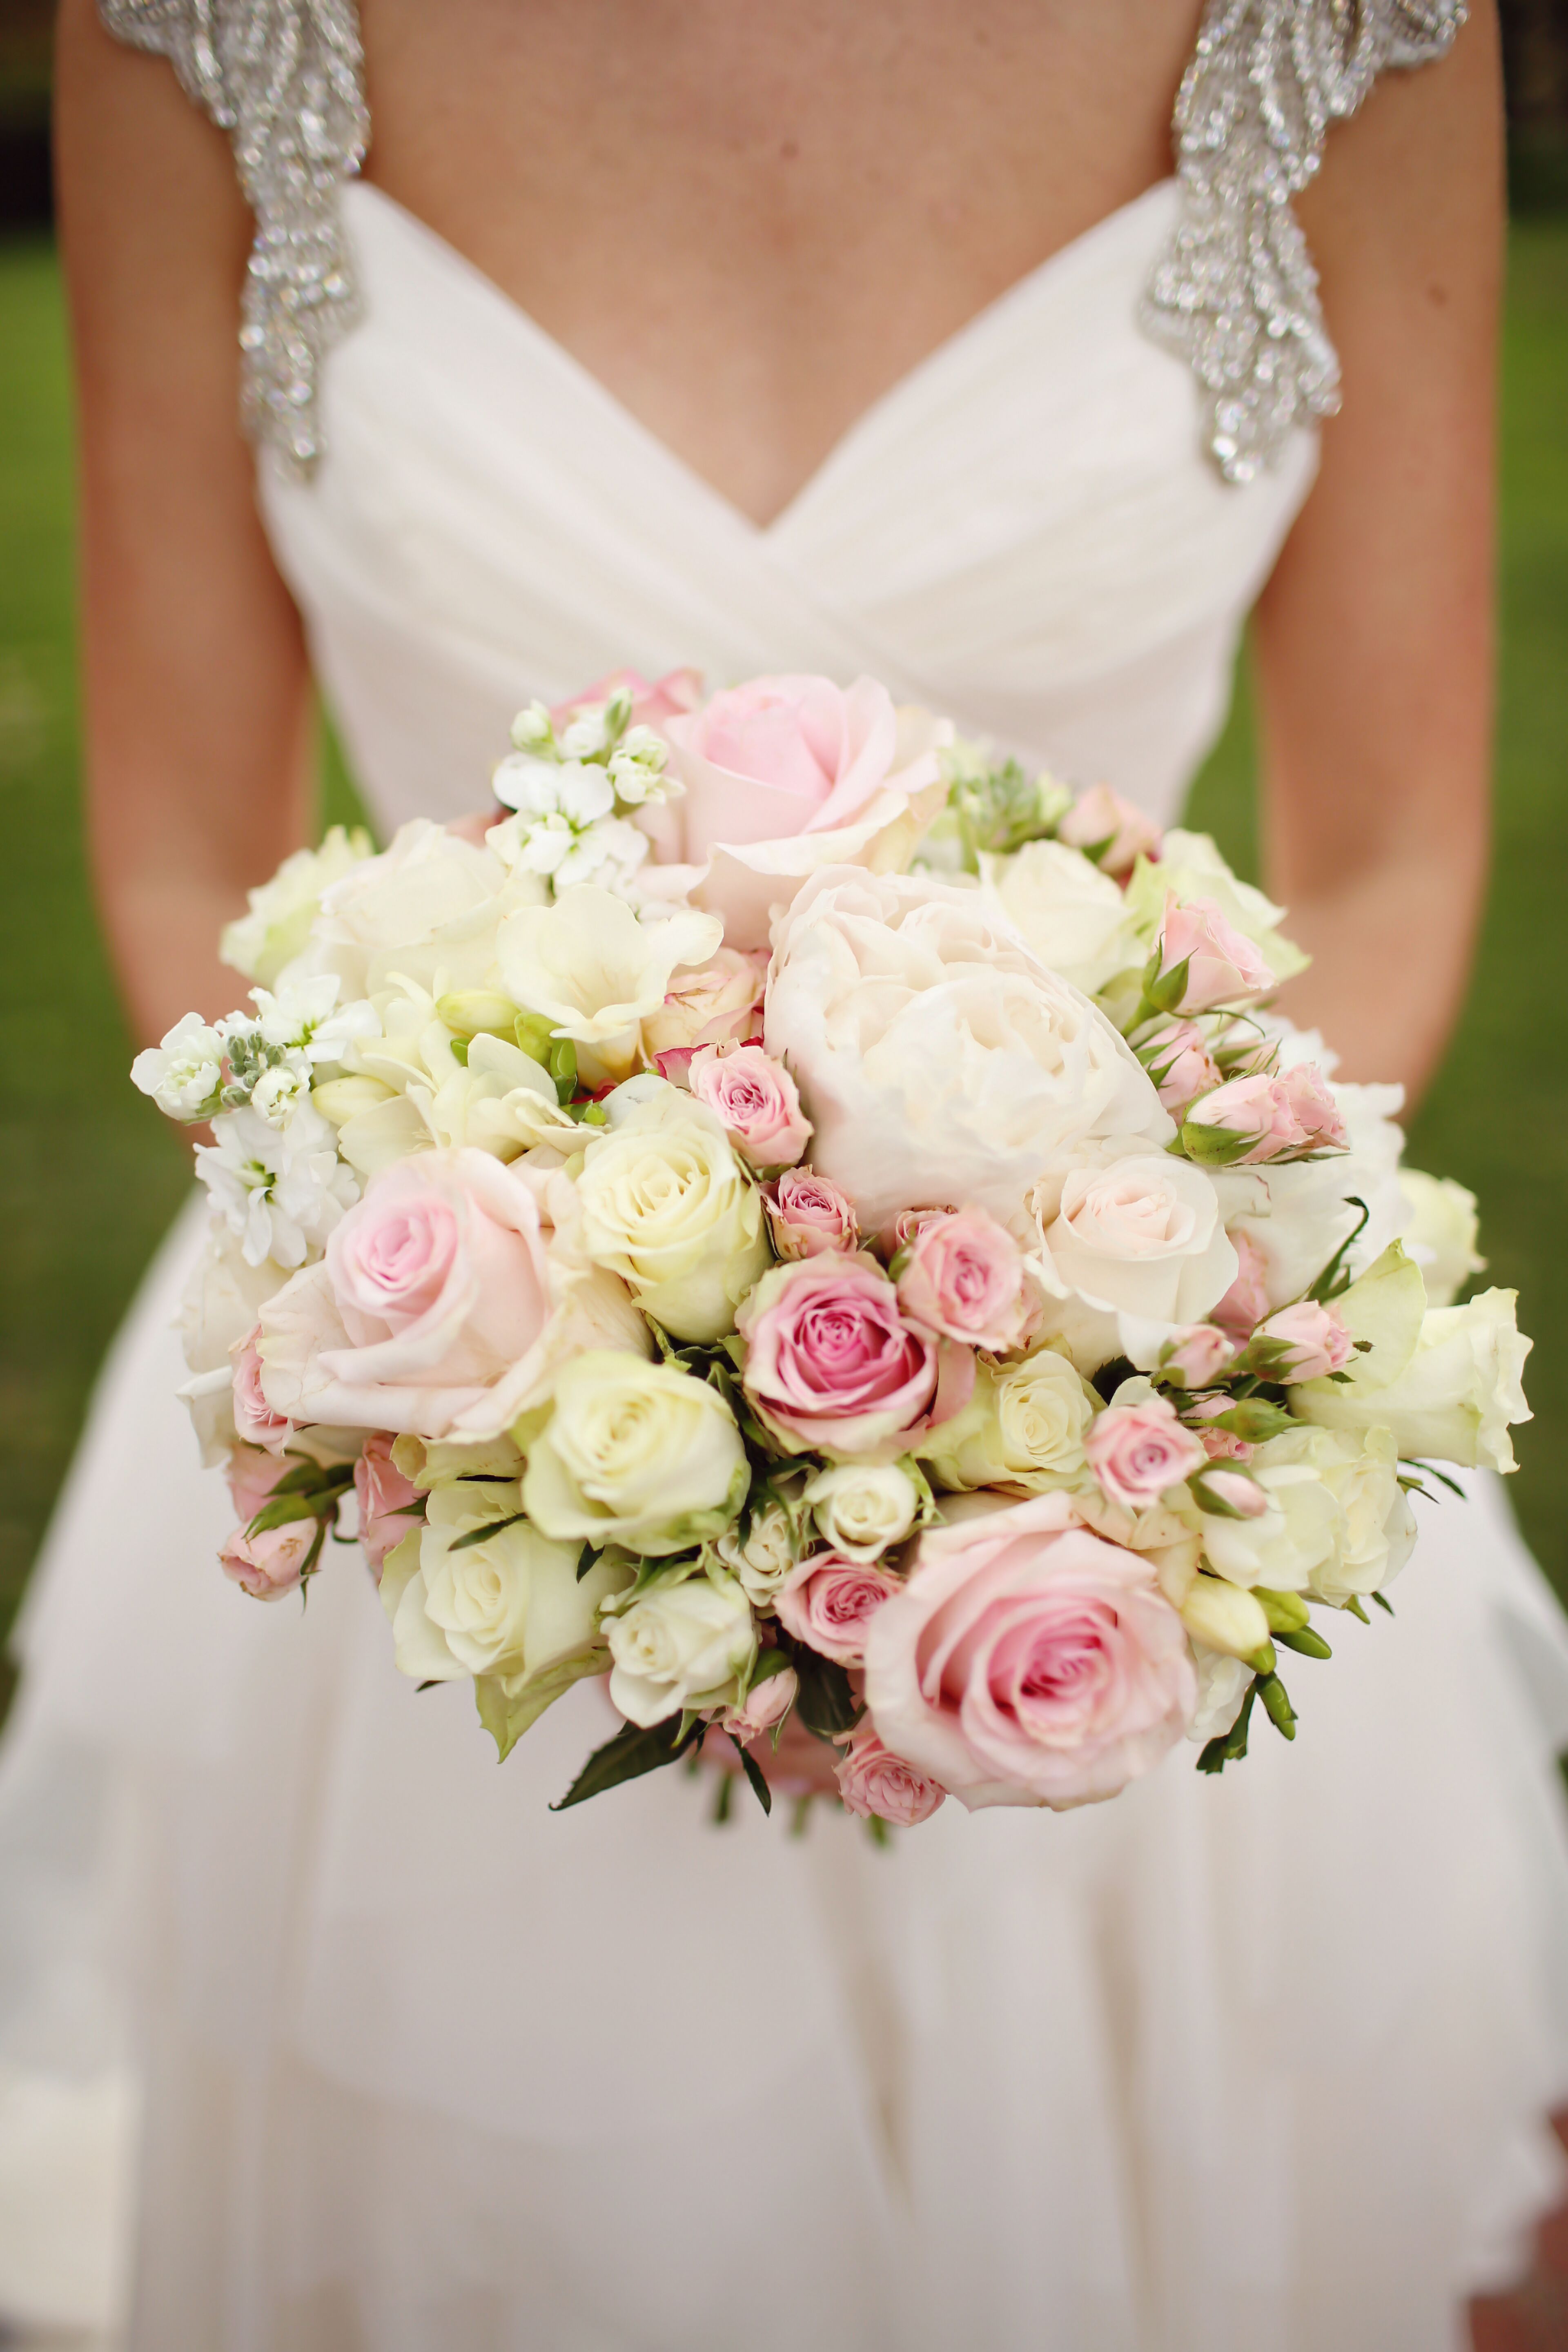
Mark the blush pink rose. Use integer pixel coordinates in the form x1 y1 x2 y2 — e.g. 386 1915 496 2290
895 1208 1028 1351
550 666 704 733
1161 1323 1234 1388
688 1042 812 1170
1185 1393 1255 1463
721 1666 799 1745
641 947 768 1060
774 1553 904 1666
219 1517 316 1602
1278 1061 1347 1149
1138 1018 1223 1114
1056 782 1162 878
1212 1230 1272 1344
225 1445 288 1526
1183 1073 1307 1164
1254 1299 1354 1383
835 1725 947 1826
354 1430 422 1575
230 1325 292 1452
763 1167 860 1261
737 1254 944 1456
863 1492 1198 1810
1197 1468 1270 1517
1084 1397 1207 1510
1156 895 1274 1013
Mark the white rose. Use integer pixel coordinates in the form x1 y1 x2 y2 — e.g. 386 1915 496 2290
575 1084 771 1341
1123 828 1308 984
713 1495 802 1605
175 1221 293 1463
918 1347 1098 1492
313 819 521 1001
1293 1289 1532 1472
764 866 1172 1238
1399 1168 1486 1308
1273 1425 1417 1605
1194 1443 1343 1592
979 840 1145 997
131 1011 227 1123
497 886 722 1087
804 1462 920 1560
1038 1155 1236 1340
219 824 374 987
606 1569 759 1726
522 1352 750 1555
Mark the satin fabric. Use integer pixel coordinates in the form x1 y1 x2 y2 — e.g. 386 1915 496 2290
4 173 1568 2352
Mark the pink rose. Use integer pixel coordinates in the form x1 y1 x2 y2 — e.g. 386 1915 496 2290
230 1324 292 1451
1201 1427 1254 1462
258 1148 647 1441
1161 1323 1234 1388
641 947 768 1060
1212 1231 1272 1343
550 666 704 733
1183 1073 1307 1165
1197 1468 1270 1517
354 1430 422 1574
721 1665 799 1745
774 1553 904 1666
219 1517 316 1602
1084 1397 1207 1510
688 1042 812 1170
895 1208 1027 1351
863 1492 1197 1810
763 1167 860 1261
1156 894 1274 1014
1253 1299 1354 1383
1138 1018 1223 1114
737 1255 943 1457
835 1726 947 1826
1278 1061 1347 1149
225 1444 288 1526
645 675 947 951
1056 782 1162 878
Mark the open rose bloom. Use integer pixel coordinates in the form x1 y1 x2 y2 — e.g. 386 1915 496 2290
140 665 1530 1826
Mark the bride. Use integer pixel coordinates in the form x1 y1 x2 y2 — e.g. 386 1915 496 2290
4 0 1567 2343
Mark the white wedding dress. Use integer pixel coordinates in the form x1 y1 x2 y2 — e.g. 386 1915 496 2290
6 7 1568 2348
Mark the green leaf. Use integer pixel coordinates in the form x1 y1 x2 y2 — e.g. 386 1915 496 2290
575 1542 599 1582
1342 1595 1372 1624
788 1644 859 1741
448 1511 529 1553
1203 1397 1295 1444
550 1712 703 1809
246 1491 323 1537
1405 1459 1466 1499
728 1732 773 1816
1196 1679 1256 1775
1371 1590 1395 1616
476 1650 606 1763
1304 1197 1371 1303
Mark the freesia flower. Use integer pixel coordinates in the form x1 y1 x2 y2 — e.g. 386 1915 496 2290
497 887 723 1086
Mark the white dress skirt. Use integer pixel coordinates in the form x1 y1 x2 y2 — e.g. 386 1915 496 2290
4 170 1568 2352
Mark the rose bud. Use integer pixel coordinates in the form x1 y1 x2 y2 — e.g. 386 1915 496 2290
219 1518 316 1602
1137 1017 1224 1114
835 1726 947 1826
1150 893 1274 1016
763 1167 860 1261
722 1664 799 1745
1160 1323 1235 1390
1277 1061 1347 1149
1251 1300 1355 1384
895 1207 1028 1351
1085 1396 1208 1512
1056 781 1162 878
688 1041 811 1170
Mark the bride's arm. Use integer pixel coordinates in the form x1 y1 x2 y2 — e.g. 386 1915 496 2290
1255 0 1503 1103
55 0 314 1049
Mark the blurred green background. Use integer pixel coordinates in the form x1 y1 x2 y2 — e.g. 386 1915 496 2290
0 18 1566 1710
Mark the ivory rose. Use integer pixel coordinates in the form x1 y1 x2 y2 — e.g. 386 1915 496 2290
737 1254 944 1458
1037 1155 1237 1330
918 1346 1099 1494
835 1726 947 1826
895 1208 1028 1351
764 867 1171 1239
522 1352 750 1555
979 839 1144 996
644 675 951 951
773 1552 904 1665
575 1084 771 1342
256 1148 648 1441
763 1167 859 1260
714 1496 802 1606
1084 1396 1207 1511
605 1569 759 1726
688 1043 812 1170
803 1461 922 1560
862 1492 1197 1810
1398 1168 1485 1308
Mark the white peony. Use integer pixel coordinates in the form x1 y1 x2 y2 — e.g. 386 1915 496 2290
312 819 522 1000
1399 1168 1486 1308
194 1100 359 1270
605 1568 759 1726
1294 1289 1532 1473
219 824 374 987
764 866 1172 1238
979 839 1145 997
918 1346 1098 1493
803 1461 921 1560
497 886 722 1086
521 1352 751 1555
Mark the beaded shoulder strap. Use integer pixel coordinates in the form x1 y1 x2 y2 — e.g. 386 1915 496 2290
1143 0 1467 481
99 0 367 478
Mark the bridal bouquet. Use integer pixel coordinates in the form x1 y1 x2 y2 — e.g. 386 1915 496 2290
134 670 1531 1824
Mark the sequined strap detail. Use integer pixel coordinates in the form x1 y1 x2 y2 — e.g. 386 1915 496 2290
99 0 367 478
1144 0 1467 481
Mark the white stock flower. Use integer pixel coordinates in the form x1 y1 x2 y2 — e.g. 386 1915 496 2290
575 1082 771 1342
1399 1168 1486 1308
979 840 1145 997
605 1569 759 1726
195 1100 359 1269
131 1011 226 1122
1123 828 1308 985
713 1495 802 1606
804 1462 920 1560
219 824 374 987
764 866 1171 1238
918 1347 1098 1493
249 1064 311 1129
522 1352 751 1555
1294 1290 1532 1473
247 973 380 1067
497 886 722 1085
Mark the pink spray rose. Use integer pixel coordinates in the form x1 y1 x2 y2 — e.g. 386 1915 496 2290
1156 895 1274 1014
219 1517 316 1602
1056 782 1162 878
1197 1468 1270 1517
738 1254 969 1457
230 1325 292 1451
773 1553 904 1666
1183 1073 1312 1165
641 947 768 1060
1161 1323 1234 1389
688 1042 812 1170
1278 1061 1347 1149
1138 1018 1223 1114
1253 1299 1354 1383
863 1492 1198 1810
1212 1230 1272 1344
895 1208 1028 1352
835 1725 947 1826
720 1665 799 1745
225 1444 288 1527
763 1167 860 1261
550 666 704 733
354 1430 423 1574
1084 1396 1207 1511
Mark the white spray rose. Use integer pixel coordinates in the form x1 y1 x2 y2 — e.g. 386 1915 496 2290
1193 1441 1343 1592
918 1347 1098 1492
1294 1289 1532 1473
764 866 1171 1238
606 1569 759 1727
713 1496 802 1606
497 886 722 1086
522 1352 750 1555
979 839 1145 997
1267 1426 1418 1605
575 1083 771 1341
1399 1168 1486 1308
803 1462 921 1560
131 1011 227 1123
219 824 374 987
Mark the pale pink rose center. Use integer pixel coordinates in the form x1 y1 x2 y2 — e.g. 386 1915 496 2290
785 1297 922 1402
702 688 844 801
340 1199 460 1325
1075 1182 1188 1254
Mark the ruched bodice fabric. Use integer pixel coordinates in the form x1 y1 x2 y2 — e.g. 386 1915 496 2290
261 178 1317 836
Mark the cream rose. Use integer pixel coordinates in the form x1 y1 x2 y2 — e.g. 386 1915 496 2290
521 1352 750 1555
497 886 723 1087
803 1461 922 1561
764 867 1172 1238
1293 1288 1532 1473
1398 1168 1486 1309
575 1083 771 1342
713 1495 803 1606
979 839 1144 997
605 1569 759 1726
1038 1155 1237 1339
917 1347 1098 1494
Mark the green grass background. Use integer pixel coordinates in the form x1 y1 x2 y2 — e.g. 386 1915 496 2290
1 225 1565 1686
